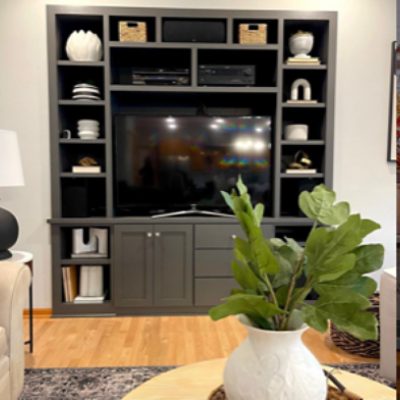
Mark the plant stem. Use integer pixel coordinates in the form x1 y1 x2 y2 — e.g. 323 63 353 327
261 273 282 328
280 254 305 330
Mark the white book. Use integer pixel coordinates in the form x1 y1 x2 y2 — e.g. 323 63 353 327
285 169 317 174
88 266 103 297
74 294 105 304
71 252 106 258
79 266 90 297
72 166 101 173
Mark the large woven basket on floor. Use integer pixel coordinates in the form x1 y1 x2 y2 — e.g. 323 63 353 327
330 293 380 358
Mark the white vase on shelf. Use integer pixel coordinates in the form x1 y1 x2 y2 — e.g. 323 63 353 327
223 316 327 400
65 30 102 62
289 31 314 59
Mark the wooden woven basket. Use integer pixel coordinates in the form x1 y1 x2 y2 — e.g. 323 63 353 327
330 294 380 359
239 23 267 44
209 385 360 400
119 21 147 42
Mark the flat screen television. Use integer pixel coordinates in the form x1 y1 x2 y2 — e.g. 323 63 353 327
114 115 273 216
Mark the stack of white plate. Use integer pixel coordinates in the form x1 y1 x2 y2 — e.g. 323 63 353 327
72 83 101 101
77 119 100 140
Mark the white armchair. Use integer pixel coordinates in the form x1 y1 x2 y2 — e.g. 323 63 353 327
0 262 31 400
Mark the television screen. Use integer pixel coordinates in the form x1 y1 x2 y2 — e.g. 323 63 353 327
114 115 273 216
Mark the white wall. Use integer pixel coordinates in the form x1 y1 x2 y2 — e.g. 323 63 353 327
0 0 396 307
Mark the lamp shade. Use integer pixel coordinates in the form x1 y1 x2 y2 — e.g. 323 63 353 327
0 130 24 187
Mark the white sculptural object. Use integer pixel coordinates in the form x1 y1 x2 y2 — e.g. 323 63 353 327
65 30 103 62
291 79 312 101
289 31 314 59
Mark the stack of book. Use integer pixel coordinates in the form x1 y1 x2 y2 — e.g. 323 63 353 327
286 57 321 65
62 265 105 303
286 168 317 174
74 266 105 304
62 265 79 302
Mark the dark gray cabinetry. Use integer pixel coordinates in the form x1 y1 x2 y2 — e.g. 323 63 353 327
114 225 153 307
154 225 193 307
47 6 336 316
194 224 274 306
114 224 193 308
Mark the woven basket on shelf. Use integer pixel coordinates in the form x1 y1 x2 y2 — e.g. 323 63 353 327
330 293 380 359
209 385 360 400
119 21 147 42
239 23 267 44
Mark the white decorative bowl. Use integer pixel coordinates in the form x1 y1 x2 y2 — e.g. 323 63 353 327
289 31 314 59
66 30 102 62
78 130 100 140
284 124 309 141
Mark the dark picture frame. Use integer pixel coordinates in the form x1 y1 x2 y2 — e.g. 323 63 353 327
388 41 398 162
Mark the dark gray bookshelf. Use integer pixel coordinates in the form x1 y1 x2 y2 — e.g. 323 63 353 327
47 6 337 316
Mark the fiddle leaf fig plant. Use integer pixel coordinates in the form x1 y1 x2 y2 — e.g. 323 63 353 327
209 178 384 341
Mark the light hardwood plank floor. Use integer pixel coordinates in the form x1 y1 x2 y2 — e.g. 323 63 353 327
24 316 375 368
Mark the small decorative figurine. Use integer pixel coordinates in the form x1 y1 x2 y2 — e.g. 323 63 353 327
287 79 317 104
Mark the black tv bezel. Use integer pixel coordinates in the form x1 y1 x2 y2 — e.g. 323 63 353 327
112 111 274 217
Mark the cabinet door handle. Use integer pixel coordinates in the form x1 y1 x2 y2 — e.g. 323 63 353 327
231 234 237 240
147 232 153 238
155 232 161 237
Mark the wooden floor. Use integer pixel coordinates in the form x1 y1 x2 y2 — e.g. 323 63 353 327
24 315 375 368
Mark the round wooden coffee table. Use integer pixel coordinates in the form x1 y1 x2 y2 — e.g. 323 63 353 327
123 358 395 400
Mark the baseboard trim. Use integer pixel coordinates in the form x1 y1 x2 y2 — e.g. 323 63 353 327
24 308 52 318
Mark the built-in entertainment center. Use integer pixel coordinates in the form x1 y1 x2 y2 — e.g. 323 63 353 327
47 6 337 316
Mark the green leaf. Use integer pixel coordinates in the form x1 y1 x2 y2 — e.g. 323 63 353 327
359 219 381 238
209 293 284 329
315 290 371 310
271 244 298 288
285 238 304 255
298 184 350 225
275 285 289 307
231 259 260 292
318 303 378 341
254 203 264 226
316 253 356 282
221 191 234 211
236 175 247 195
353 244 384 274
301 304 328 332
314 273 377 298
287 309 305 330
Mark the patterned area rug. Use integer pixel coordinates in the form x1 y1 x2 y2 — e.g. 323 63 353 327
20 364 395 400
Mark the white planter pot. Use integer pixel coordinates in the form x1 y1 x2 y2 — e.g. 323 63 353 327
285 124 309 141
66 30 103 62
289 31 314 59
224 317 327 400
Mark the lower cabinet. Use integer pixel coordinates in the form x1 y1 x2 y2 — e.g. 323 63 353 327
114 224 193 308
113 222 274 312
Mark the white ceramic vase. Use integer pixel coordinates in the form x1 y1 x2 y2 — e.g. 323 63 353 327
289 31 314 59
66 30 103 62
285 124 309 141
224 317 327 400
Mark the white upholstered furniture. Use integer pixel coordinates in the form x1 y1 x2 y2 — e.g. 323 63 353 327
379 267 396 382
0 262 31 400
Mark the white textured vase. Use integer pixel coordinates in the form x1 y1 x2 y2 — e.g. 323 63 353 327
289 31 314 59
66 30 102 62
224 317 327 400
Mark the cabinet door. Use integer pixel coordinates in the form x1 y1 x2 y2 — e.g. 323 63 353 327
154 225 193 306
114 225 153 307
